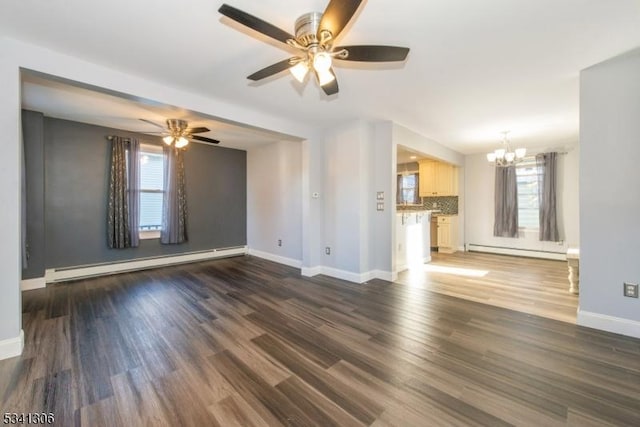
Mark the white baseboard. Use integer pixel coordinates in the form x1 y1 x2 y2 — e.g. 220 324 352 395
302 266 396 284
320 266 367 283
301 266 322 277
577 309 640 339
0 330 24 360
371 270 397 282
466 244 566 261
44 246 247 283
21 277 46 291
247 248 302 269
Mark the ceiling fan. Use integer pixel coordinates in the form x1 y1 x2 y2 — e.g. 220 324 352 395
139 119 220 148
218 0 410 95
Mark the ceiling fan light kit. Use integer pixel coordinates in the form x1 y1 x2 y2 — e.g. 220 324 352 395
218 0 410 95
140 118 220 148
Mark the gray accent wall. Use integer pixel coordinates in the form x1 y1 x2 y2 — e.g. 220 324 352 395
23 113 246 273
579 49 640 323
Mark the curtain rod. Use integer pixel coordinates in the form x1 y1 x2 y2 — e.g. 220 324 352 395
106 135 131 141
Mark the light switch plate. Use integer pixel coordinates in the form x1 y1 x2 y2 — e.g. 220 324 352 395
377 202 384 211
623 282 639 298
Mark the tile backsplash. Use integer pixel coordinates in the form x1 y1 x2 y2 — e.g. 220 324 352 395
398 196 458 215
422 196 458 214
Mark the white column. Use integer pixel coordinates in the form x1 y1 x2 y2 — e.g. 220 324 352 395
0 42 24 359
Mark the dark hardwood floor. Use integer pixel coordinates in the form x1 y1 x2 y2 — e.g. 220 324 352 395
1 255 639 426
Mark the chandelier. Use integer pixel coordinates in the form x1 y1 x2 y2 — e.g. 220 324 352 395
486 131 526 166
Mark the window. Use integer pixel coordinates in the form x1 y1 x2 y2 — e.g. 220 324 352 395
516 158 540 229
397 173 420 205
139 144 164 239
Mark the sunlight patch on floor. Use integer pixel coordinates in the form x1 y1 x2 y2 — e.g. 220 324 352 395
420 264 489 277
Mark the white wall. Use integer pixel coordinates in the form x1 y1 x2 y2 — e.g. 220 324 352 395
579 48 640 336
464 147 579 255
247 141 303 266
0 40 23 354
393 124 465 166
322 122 368 275
305 120 396 282
372 122 395 275
301 136 325 271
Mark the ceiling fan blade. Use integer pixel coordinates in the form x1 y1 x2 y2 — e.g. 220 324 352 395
248 58 296 81
190 135 220 145
318 0 363 40
319 69 339 96
186 127 210 134
219 4 295 45
336 45 410 62
139 118 166 129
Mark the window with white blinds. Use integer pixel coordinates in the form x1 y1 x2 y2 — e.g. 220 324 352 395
139 144 164 237
398 173 419 205
515 158 540 229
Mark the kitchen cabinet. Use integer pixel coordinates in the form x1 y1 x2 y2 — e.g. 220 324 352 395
418 160 458 197
436 215 458 254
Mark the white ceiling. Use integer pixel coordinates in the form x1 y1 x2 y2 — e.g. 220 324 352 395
2 0 640 153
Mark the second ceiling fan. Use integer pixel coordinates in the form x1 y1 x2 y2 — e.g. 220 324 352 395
218 0 410 95
140 119 220 148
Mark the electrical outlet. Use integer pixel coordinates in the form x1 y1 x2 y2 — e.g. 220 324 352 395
277 239 282 247
325 246 331 255
623 282 639 298
432 202 438 208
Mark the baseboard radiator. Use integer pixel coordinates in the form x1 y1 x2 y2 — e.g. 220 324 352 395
44 246 247 283
466 244 566 261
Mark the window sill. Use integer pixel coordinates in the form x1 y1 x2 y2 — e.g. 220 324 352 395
140 230 161 240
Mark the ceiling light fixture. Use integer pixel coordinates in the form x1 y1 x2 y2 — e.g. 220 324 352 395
141 118 220 146
289 50 336 87
219 3 411 96
486 131 526 166
163 119 191 148
312 51 332 72
289 61 309 82
175 137 189 149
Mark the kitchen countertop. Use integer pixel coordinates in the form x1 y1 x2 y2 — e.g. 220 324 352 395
396 209 440 214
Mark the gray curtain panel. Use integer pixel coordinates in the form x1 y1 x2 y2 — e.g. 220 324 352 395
161 146 188 244
128 139 141 248
493 165 519 237
536 152 560 241
413 173 420 204
107 136 131 249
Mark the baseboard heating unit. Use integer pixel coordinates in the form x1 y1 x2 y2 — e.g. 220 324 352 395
44 246 247 283
466 244 566 261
